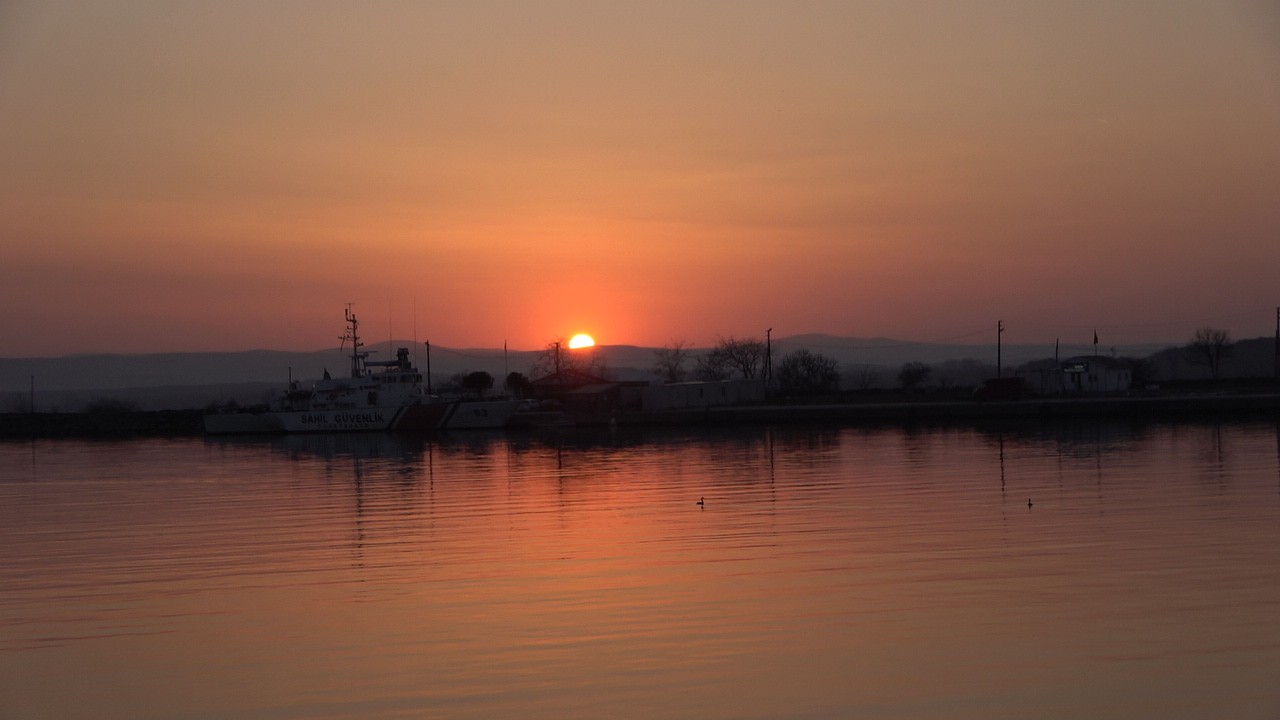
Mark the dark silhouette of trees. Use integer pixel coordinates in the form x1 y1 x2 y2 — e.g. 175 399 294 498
847 364 882 391
694 354 730 381
84 398 140 414
439 373 465 395
932 359 992 390
504 371 532 397
777 349 840 395
1187 327 1231 380
653 340 692 383
529 339 563 377
698 336 766 380
530 337 607 378
461 371 494 397
1123 356 1150 386
898 361 931 390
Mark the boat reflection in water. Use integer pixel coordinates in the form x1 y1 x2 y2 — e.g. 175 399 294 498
4 420 1279 719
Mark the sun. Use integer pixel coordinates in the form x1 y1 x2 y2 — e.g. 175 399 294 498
567 333 596 349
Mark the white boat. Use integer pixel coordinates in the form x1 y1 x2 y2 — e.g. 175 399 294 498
203 308 515 434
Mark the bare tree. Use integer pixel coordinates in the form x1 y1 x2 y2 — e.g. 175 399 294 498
529 337 607 378
703 336 766 380
653 340 691 383
1187 327 1231 380
846 364 882 391
777 349 840 395
898 361 931 390
694 352 730 381
528 338 564 377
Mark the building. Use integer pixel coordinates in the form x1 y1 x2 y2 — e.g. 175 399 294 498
632 379 766 411
1059 356 1133 394
529 368 614 401
528 370 766 423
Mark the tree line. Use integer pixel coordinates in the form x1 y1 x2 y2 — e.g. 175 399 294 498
410 324 1259 403
638 325 1257 395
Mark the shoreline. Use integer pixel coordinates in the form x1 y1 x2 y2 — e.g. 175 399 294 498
615 392 1280 427
0 409 206 439
2 392 1278 439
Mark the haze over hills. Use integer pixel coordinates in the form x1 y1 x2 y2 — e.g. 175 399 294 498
1 333 1200 412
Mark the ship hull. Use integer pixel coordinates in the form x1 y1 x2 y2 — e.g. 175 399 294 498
437 400 518 429
203 400 515 435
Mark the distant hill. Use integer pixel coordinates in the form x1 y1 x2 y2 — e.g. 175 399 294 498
1144 337 1279 382
2 334 1272 412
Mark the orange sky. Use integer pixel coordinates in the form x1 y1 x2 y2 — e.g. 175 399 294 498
2 1 1278 356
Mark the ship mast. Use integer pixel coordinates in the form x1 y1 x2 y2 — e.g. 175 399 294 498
340 304 367 378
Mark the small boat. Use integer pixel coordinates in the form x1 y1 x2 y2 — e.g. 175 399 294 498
203 308 515 434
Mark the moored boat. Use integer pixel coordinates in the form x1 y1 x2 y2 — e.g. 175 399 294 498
203 308 515 434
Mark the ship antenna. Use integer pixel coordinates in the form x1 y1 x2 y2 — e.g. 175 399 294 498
342 303 366 378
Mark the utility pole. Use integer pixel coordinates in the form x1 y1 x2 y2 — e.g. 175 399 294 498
554 341 561 376
423 341 432 395
766 328 773 386
997 321 1004 378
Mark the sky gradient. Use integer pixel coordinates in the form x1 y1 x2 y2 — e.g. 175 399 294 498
2 1 1278 356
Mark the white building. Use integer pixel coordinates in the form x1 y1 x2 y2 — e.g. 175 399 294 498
1059 356 1133 394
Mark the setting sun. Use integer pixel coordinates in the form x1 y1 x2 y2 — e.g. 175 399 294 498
567 333 595 349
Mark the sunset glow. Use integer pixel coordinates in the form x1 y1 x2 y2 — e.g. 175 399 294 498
1 2 1277 356
568 334 596 350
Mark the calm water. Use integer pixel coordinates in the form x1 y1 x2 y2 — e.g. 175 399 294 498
2 421 1278 719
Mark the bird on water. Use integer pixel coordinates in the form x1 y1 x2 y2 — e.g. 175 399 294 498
696 497 705 507
1027 498 1033 508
